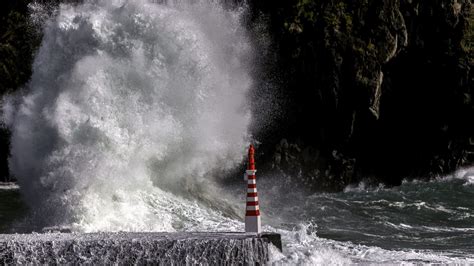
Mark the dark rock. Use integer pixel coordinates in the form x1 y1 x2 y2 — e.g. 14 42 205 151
250 0 473 189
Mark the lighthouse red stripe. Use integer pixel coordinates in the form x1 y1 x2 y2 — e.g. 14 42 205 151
247 175 256 179
247 192 258 197
246 210 260 216
246 201 259 206
247 184 256 188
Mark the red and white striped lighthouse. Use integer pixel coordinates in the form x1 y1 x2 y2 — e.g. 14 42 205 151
244 144 261 233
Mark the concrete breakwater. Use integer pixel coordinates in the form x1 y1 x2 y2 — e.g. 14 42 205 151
0 232 281 264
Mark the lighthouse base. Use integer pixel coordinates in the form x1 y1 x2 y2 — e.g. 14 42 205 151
245 216 262 233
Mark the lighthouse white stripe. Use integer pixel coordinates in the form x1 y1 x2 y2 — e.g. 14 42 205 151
247 188 257 193
246 205 259 211
247 179 256 184
247 196 258 202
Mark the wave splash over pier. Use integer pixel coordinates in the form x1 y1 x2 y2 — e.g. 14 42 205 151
5 0 251 232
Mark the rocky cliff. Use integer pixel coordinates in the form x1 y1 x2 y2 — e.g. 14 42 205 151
0 0 472 189
0 0 40 182
249 0 473 190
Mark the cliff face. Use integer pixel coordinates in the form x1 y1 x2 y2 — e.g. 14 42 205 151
0 0 61 182
249 0 473 190
0 0 472 188
0 0 39 182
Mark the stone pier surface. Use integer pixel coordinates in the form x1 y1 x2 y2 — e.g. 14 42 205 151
0 232 281 264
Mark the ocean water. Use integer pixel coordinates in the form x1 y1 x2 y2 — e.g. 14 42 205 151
0 0 473 264
1 170 473 264
260 168 474 264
